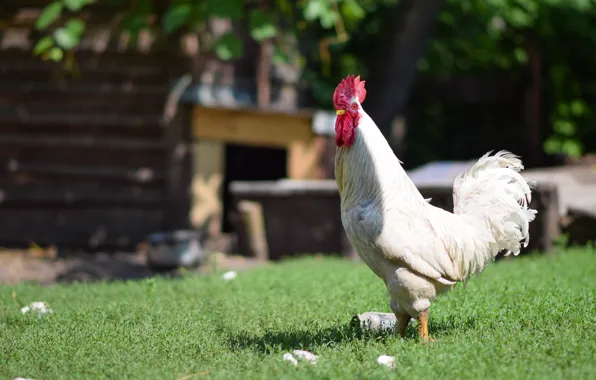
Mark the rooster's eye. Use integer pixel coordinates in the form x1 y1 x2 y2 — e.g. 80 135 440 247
351 103 358 111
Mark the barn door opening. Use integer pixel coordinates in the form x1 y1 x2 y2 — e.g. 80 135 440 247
222 144 287 232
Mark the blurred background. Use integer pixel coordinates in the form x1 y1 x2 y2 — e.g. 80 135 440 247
0 0 594 283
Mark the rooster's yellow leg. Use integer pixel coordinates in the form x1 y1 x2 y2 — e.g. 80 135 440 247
390 299 410 338
394 315 410 337
417 310 432 342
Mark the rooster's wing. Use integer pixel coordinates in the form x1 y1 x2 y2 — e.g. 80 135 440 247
372 204 461 285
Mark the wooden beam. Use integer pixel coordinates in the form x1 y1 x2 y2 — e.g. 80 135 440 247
191 139 225 235
0 163 165 184
0 112 163 128
287 136 330 179
164 104 193 231
0 182 163 207
257 40 273 108
192 106 312 148
237 200 269 261
0 208 162 249
0 134 166 151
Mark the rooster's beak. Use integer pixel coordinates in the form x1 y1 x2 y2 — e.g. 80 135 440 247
336 109 345 116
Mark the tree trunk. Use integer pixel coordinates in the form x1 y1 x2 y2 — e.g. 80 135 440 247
364 0 445 139
523 31 543 168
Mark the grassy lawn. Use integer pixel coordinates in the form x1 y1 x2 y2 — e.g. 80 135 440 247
1 248 595 380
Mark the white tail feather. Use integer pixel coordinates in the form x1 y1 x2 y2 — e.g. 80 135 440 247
453 150 537 271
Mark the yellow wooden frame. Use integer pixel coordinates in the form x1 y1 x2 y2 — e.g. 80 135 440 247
191 105 323 179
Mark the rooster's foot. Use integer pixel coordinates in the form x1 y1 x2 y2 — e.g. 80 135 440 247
417 309 435 343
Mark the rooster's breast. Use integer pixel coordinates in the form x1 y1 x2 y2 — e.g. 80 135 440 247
341 198 392 279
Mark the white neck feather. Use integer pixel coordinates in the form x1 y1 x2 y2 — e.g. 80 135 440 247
334 111 424 208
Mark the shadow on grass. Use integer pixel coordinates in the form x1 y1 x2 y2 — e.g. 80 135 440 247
53 251 181 284
227 322 382 353
227 315 477 353
424 315 478 338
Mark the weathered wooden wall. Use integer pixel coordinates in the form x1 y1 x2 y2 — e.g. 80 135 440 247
0 1 540 252
0 3 191 249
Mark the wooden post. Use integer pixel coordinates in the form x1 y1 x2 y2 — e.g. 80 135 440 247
191 139 225 236
524 32 542 167
237 200 269 260
164 104 193 231
256 0 273 109
257 40 273 109
537 183 560 253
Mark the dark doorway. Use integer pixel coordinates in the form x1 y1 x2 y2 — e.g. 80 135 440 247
222 144 287 232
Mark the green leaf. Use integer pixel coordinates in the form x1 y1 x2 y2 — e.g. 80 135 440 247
213 32 243 61
570 100 586 116
276 0 292 14
561 139 583 157
506 7 532 28
65 19 86 36
304 0 324 21
571 0 591 11
554 120 576 136
249 10 277 41
543 137 562 154
62 0 86 11
188 2 207 29
33 36 54 56
557 103 569 117
122 14 147 35
303 0 338 29
439 12 455 25
340 54 363 77
163 3 191 34
206 0 242 20
122 0 153 34
47 47 64 61
54 27 79 50
513 48 528 64
319 11 338 29
36 2 63 31
341 0 365 23
272 45 290 65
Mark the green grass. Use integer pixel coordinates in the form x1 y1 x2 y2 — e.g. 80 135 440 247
1 248 596 380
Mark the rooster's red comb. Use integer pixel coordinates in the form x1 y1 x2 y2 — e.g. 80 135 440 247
333 75 367 107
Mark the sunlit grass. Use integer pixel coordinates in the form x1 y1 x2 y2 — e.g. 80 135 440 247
1 248 595 379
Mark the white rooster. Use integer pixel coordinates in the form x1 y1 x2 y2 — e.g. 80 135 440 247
333 75 537 342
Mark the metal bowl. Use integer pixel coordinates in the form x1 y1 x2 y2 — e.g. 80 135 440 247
146 230 206 270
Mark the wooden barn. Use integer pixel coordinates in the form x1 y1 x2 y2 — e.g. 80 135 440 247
0 2 191 249
184 87 337 239
0 2 552 257
0 2 336 251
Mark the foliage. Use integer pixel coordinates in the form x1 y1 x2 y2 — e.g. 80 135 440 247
33 0 596 158
33 0 93 61
297 0 596 158
418 0 596 158
32 0 368 64
1 248 596 379
31 0 396 103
